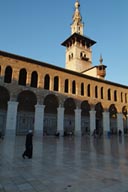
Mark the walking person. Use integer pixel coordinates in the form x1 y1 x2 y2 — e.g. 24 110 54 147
22 130 33 159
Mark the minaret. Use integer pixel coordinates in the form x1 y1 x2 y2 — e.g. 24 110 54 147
61 0 96 73
71 0 84 35
97 55 107 79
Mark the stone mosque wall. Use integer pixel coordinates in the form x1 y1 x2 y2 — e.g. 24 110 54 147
0 51 128 136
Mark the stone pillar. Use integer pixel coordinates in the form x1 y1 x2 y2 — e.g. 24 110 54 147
57 107 64 136
50 76 53 91
6 101 18 135
89 110 96 134
75 108 81 136
117 113 123 134
34 104 45 134
26 72 31 86
103 111 110 134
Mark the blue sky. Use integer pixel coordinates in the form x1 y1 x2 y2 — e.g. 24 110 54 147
0 0 128 85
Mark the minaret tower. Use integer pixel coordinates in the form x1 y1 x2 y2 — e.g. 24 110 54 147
61 0 96 73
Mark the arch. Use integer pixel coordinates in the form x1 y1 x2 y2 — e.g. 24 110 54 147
4 66 12 83
43 94 59 135
18 68 27 86
122 106 127 134
0 86 10 110
44 74 50 90
0 86 10 136
31 71 38 88
95 102 103 135
81 100 90 135
44 94 59 113
109 104 117 134
16 90 37 135
64 98 76 135
72 80 76 94
54 76 59 91
17 90 37 112
0 66 1 76
64 79 69 93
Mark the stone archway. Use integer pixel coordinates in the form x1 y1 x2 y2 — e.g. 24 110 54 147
109 104 117 135
43 94 59 135
16 90 37 135
122 106 127 134
0 86 10 136
81 100 90 135
95 102 103 135
64 98 76 135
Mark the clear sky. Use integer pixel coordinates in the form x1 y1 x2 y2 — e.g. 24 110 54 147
0 0 128 85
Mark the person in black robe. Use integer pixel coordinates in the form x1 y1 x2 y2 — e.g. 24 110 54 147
22 130 33 159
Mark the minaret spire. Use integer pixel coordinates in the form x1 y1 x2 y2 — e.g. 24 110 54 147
71 0 84 35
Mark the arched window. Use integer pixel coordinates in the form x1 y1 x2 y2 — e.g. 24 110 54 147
64 79 69 93
18 68 27 86
72 80 76 94
4 66 12 83
87 84 90 97
95 86 98 98
101 87 103 99
125 93 127 103
121 92 123 103
44 74 50 90
81 83 84 96
114 90 117 101
31 71 38 88
54 76 59 91
108 89 111 100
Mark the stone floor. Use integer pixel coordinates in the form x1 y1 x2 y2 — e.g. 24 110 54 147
0 133 128 192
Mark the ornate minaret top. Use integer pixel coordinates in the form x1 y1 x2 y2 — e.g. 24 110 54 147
71 0 84 35
61 1 96 73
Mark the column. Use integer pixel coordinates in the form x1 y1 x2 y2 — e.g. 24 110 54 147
75 108 81 136
6 101 18 135
103 111 110 135
34 104 45 134
117 113 123 134
57 107 64 136
89 110 96 134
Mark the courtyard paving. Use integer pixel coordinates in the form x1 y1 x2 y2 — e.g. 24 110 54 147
0 133 128 192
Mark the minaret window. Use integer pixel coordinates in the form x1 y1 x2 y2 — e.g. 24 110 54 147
69 53 73 61
80 52 89 61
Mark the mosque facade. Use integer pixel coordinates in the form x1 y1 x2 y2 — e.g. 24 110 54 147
0 1 128 136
